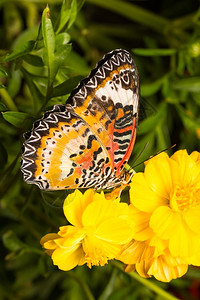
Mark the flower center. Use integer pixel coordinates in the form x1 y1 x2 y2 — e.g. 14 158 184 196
83 233 109 268
85 248 108 268
170 183 200 211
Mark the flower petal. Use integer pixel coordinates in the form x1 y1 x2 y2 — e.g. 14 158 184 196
82 197 128 228
129 205 153 240
64 189 95 227
118 240 155 264
130 173 167 213
96 217 132 244
171 150 200 184
144 154 177 200
52 245 84 271
147 254 188 282
40 233 60 249
150 206 178 239
183 207 200 234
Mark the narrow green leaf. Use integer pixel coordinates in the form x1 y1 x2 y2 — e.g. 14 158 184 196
0 41 35 63
42 5 56 86
57 0 71 33
133 48 177 56
0 102 7 111
53 75 83 97
68 0 77 29
173 77 200 92
3 230 27 252
0 83 5 89
87 0 169 33
0 65 9 77
141 76 167 97
2 111 30 127
138 102 167 135
177 105 200 133
21 67 45 112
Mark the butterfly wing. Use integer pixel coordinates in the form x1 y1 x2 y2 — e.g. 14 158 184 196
21 105 112 190
69 49 139 176
21 49 139 190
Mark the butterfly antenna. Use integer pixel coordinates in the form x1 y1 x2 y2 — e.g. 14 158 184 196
126 141 149 172
133 144 176 168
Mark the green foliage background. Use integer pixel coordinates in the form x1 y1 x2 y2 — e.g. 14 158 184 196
0 0 200 299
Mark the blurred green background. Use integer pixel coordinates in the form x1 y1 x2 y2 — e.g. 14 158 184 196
0 0 200 299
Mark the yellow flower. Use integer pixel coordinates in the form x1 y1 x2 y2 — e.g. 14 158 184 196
118 150 200 282
41 189 133 271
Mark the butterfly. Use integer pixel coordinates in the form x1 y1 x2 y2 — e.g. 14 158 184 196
21 49 139 191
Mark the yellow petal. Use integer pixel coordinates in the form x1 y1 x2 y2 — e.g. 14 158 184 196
148 256 188 282
171 150 200 185
187 250 200 266
56 227 85 249
165 216 200 258
136 260 152 278
64 189 95 227
144 155 177 200
150 206 178 239
96 217 132 244
82 198 129 228
129 205 153 240
83 235 121 263
130 173 167 213
52 245 84 271
40 233 60 248
118 240 155 264
124 264 135 272
190 151 200 164
183 207 200 234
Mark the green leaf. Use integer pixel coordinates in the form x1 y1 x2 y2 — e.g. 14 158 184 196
0 102 7 111
42 5 56 87
3 230 27 252
0 65 9 77
176 105 200 133
68 0 77 29
133 48 177 56
21 67 45 112
23 54 44 67
172 77 200 92
138 102 167 135
87 0 169 33
57 0 71 33
0 41 35 63
55 32 71 45
0 83 5 89
141 76 167 97
55 44 72 69
53 75 82 97
57 0 77 33
2 111 30 127
65 51 90 76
